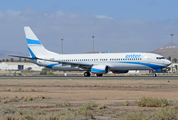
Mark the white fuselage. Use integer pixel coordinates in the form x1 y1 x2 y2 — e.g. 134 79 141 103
29 52 171 72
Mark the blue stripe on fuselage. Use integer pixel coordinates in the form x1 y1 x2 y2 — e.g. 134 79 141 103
46 63 61 69
120 62 165 69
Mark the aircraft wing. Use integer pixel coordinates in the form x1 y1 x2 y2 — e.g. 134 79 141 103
38 58 93 69
9 55 93 69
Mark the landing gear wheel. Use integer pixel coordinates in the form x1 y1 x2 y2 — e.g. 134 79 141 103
153 73 157 77
96 74 103 77
84 72 90 77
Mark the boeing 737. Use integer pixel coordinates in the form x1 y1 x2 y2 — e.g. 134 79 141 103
10 27 172 77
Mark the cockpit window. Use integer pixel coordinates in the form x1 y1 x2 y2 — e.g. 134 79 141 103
156 57 165 59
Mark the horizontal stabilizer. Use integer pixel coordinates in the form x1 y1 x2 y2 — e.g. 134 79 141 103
9 55 36 59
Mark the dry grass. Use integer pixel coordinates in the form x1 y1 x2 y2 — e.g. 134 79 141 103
0 95 48 104
55 101 71 107
14 88 43 92
125 101 129 106
154 106 178 120
123 111 146 120
0 87 11 92
137 97 168 107
76 102 97 117
97 104 107 109
0 97 21 104
0 79 178 119
121 105 178 120
23 95 47 101
0 105 76 120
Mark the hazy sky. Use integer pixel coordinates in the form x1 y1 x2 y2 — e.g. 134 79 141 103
0 0 178 54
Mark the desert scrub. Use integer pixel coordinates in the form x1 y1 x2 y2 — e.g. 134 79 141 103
63 101 71 106
14 88 24 92
39 95 46 99
55 101 71 107
0 87 11 92
89 102 98 107
97 112 103 116
40 70 47 75
138 97 168 107
154 106 178 120
115 111 127 117
47 72 55 75
76 102 94 117
97 104 107 109
1 98 20 104
123 111 147 120
12 98 19 102
55 103 63 107
14 88 43 92
0 105 76 120
17 73 22 76
23 95 47 101
125 101 129 106
23 96 33 101
0 106 18 114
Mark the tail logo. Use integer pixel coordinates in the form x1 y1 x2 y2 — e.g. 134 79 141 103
28 47 37 59
27 38 42 45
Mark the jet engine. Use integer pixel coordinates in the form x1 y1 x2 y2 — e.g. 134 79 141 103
91 65 109 74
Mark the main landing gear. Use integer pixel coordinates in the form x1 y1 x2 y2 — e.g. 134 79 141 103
96 74 103 77
84 72 91 77
84 72 103 77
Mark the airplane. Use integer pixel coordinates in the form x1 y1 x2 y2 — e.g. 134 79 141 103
10 26 172 77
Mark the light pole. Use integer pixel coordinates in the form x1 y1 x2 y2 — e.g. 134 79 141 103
61 38 64 54
170 34 174 72
92 36 95 53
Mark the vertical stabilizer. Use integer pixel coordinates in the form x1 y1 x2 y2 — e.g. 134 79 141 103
24 26 59 58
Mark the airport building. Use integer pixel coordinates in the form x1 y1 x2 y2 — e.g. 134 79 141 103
0 62 44 71
169 63 178 72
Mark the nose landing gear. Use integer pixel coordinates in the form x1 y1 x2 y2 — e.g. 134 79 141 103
153 73 157 77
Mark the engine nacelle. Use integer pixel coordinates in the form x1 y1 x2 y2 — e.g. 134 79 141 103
91 65 109 74
112 70 129 74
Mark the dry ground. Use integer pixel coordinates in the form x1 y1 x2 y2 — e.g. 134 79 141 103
0 78 178 119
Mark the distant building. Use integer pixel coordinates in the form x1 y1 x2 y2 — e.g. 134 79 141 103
168 63 178 72
129 70 150 73
0 62 44 71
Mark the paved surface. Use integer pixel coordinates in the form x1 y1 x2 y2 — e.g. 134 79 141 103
0 75 178 79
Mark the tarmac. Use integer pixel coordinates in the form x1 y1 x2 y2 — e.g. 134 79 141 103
0 75 178 79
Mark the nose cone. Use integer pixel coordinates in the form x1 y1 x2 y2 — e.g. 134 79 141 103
165 60 172 66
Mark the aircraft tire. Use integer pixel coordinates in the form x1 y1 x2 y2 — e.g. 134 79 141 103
84 72 90 77
153 73 157 77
